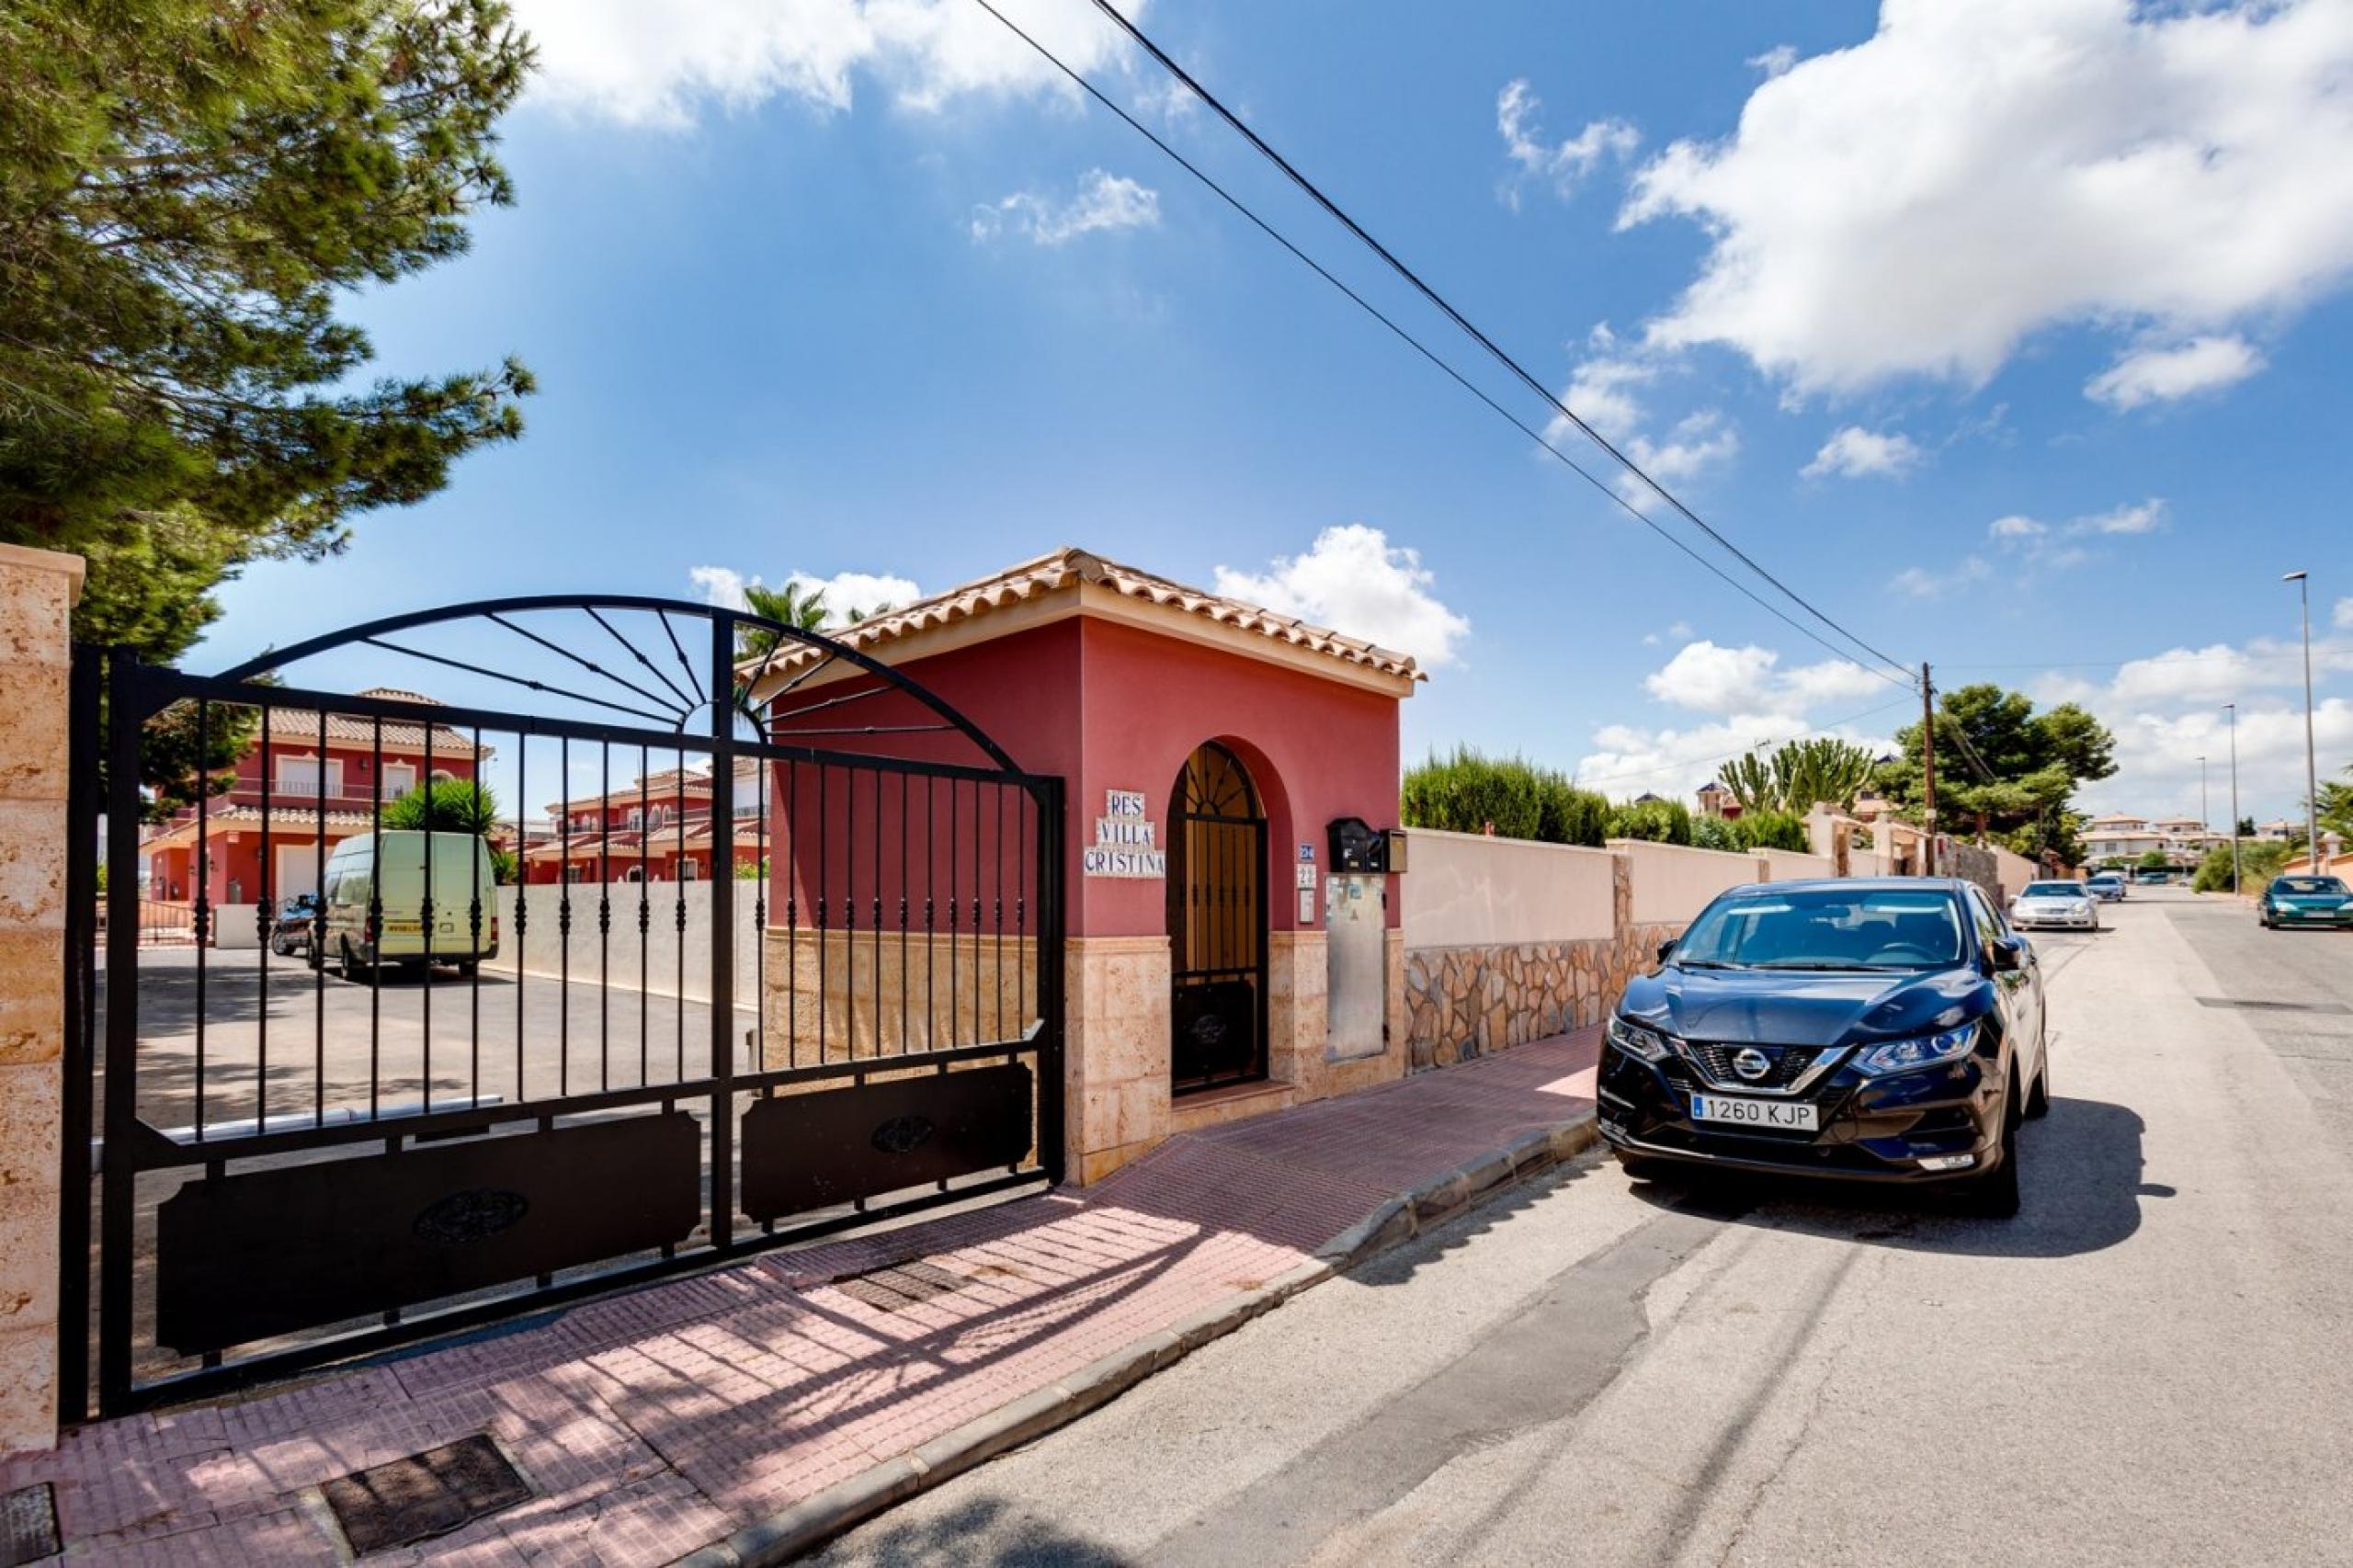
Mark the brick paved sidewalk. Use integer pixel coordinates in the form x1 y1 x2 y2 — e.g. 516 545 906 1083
2 1030 1598 1564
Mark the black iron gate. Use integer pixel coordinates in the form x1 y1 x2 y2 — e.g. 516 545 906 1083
63 597 1063 1417
1166 741 1267 1093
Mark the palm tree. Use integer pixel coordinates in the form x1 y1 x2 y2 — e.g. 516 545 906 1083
736 582 831 658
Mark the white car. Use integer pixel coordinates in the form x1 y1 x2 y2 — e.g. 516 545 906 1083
2010 880 2099 932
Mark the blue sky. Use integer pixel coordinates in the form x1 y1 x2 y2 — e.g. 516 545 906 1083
202 0 2353 825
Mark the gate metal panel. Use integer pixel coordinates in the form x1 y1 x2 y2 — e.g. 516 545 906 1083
69 597 1064 1417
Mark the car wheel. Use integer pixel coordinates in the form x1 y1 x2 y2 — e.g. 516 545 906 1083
2025 1056 2052 1119
1962 1084 2023 1219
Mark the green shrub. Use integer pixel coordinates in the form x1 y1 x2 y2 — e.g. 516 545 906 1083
1689 815 1741 852
1734 810 1810 853
1607 798 1694 846
1399 747 1608 846
2191 838 2290 893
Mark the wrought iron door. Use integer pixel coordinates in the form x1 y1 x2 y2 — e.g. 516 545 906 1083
1166 742 1267 1092
63 597 1063 1417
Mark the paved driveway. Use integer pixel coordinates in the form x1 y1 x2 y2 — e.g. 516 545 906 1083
100 946 757 1131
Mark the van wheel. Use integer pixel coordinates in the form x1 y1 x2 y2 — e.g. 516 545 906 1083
454 960 478 978
336 937 358 979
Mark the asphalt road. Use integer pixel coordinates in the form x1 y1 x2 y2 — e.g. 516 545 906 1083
818 885 2353 1568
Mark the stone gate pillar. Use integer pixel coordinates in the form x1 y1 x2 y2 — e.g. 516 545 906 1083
0 544 84 1453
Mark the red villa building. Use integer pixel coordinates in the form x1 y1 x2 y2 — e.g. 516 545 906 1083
521 759 764 884
140 688 484 908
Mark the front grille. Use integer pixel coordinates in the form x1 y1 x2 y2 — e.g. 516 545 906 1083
1684 1041 1829 1092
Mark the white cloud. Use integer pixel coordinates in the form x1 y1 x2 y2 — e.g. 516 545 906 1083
2337 597 2353 631
972 169 1160 246
2078 699 2353 824
512 0 1147 128
1645 641 1778 712
1643 639 1889 714
1212 525 1471 670
1747 44 1799 78
1618 0 2353 398
689 564 921 622
1496 79 1638 205
1889 556 1991 600
1575 711 1901 802
1802 426 1923 480
1985 499 2163 568
2071 498 2166 536
1624 410 1739 486
2086 335 2267 409
1553 353 1654 443
2109 637 2353 707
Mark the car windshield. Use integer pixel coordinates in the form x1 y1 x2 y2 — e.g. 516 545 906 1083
2275 877 2347 896
2087 874 2121 883
1673 887 1965 971
2022 882 2084 898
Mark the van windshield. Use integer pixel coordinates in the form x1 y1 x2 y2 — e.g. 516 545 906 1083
1674 887 1965 971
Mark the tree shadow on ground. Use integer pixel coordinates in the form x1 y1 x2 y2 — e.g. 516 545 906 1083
813 1494 1130 1567
1625 1095 2158 1258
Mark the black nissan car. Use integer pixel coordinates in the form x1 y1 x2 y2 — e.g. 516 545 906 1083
1598 879 2049 1217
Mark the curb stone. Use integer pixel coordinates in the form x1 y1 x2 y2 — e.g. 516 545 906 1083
667 1107 1598 1567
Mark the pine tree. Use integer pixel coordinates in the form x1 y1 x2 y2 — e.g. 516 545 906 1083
0 0 537 663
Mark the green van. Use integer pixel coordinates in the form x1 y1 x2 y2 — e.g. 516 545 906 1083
315 830 501 978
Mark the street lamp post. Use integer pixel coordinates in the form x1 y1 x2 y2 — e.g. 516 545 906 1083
2225 702 2242 895
2198 754 2208 874
2285 570 2319 868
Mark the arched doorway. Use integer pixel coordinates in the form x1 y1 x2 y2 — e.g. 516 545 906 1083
1167 741 1267 1093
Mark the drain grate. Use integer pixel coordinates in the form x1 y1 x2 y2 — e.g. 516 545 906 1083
835 1260 973 1312
322 1434 531 1556
1 1483 59 1568
2195 997 2352 1016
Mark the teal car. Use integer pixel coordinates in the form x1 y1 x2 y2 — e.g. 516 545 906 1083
2258 874 2352 930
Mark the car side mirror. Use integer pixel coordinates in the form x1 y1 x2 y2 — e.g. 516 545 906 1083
1655 938 1677 964
1989 935 2026 973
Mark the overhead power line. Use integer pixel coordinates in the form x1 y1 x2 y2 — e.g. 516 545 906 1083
1077 0 1917 687
962 0 1914 691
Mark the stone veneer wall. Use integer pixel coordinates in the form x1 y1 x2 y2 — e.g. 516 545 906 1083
0 544 82 1454
1404 853 1679 1072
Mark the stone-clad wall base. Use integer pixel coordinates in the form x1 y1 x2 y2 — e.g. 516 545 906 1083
1403 924 1678 1071
1404 842 1675 1072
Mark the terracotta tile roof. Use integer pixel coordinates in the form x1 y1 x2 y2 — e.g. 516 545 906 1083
139 805 378 850
260 688 485 758
743 547 1422 685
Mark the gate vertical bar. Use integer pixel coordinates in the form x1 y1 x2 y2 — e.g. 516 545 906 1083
1036 776 1066 1184
57 644 101 1424
97 652 146 1412
707 614 737 1252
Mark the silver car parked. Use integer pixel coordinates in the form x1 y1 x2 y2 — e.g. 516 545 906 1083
2010 880 2100 931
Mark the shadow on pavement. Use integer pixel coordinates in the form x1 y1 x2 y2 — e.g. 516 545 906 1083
1626 1095 2156 1258
813 1493 1131 1567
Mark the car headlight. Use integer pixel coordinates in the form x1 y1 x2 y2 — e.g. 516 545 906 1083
1849 1024 1978 1077
1607 1015 1672 1063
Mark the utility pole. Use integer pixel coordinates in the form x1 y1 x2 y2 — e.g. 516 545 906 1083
2225 702 2242 895
1919 663 1937 877
2198 753 2209 846
2285 570 2320 869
